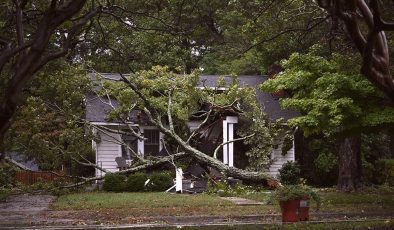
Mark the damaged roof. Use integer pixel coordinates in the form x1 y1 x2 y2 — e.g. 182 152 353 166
85 73 299 123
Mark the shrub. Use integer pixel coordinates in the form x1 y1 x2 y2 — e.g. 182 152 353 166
373 159 394 185
126 173 148 192
146 172 173 192
274 184 320 209
0 187 11 201
313 152 338 186
205 180 258 197
103 173 126 192
278 161 301 185
0 163 19 188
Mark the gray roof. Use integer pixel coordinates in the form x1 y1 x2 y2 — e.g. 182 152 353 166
85 74 299 122
199 75 299 120
5 152 39 171
86 93 144 123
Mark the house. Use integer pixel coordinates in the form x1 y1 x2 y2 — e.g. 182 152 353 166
86 73 299 178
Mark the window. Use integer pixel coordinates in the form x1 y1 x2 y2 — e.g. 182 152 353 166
121 134 138 160
144 129 160 156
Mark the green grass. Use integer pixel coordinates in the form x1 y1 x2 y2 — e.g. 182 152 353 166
53 192 235 210
52 187 394 220
319 191 394 205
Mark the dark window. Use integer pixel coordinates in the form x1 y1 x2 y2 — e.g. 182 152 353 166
144 129 160 155
121 134 138 160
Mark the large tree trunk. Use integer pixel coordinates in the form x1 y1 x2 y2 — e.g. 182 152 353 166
0 134 4 162
337 135 362 192
389 129 394 158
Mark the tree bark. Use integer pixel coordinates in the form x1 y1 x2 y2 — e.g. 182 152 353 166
389 129 394 158
337 135 362 192
0 133 4 162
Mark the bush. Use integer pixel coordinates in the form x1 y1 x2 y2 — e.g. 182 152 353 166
0 187 11 201
278 161 301 185
126 173 148 192
146 172 173 192
0 163 19 188
370 159 394 185
205 180 259 197
274 184 320 209
103 173 126 192
313 152 338 186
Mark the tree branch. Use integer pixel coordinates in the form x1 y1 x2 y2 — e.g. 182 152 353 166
213 133 255 159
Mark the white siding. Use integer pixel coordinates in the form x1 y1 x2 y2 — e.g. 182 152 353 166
95 131 121 177
267 141 295 177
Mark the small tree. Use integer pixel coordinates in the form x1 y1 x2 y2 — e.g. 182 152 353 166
262 49 394 191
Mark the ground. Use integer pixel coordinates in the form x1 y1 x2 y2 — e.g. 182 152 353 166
0 188 394 229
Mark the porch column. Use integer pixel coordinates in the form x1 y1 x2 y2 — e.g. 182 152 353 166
138 127 144 156
223 116 238 167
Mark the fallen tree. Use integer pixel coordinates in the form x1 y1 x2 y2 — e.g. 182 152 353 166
70 67 287 187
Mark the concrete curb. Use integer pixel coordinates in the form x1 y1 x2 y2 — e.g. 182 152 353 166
1 218 393 230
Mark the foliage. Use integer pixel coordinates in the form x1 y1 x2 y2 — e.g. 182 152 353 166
83 0 229 73
5 63 94 173
314 151 337 174
236 110 274 171
106 171 173 192
0 187 11 201
0 163 19 188
102 66 282 171
364 159 394 186
103 173 127 192
278 161 301 185
304 138 338 186
200 0 329 75
206 180 261 197
261 50 394 137
21 182 71 196
146 172 173 192
274 184 320 208
125 173 148 192
281 131 294 155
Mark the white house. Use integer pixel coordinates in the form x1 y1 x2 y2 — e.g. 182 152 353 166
86 74 299 178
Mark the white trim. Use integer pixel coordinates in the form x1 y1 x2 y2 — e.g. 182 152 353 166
222 116 238 167
159 132 164 151
138 127 144 156
228 123 234 167
223 119 228 165
226 116 238 123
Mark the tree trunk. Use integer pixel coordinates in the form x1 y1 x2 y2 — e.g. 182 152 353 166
337 135 362 192
0 134 4 162
389 129 394 158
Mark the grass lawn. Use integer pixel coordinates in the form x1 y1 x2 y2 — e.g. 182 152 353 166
51 187 394 225
54 192 234 210
53 192 277 217
239 187 394 213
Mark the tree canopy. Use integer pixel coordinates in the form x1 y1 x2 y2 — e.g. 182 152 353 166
262 48 394 136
